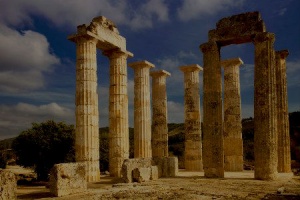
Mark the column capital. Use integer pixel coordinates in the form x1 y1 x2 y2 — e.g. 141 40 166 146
179 64 203 73
128 60 155 70
253 32 275 44
276 49 289 59
150 70 171 77
103 49 133 59
221 58 243 68
199 41 219 53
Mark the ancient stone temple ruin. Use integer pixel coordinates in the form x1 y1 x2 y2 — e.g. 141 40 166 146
62 12 291 192
68 16 133 180
200 11 290 180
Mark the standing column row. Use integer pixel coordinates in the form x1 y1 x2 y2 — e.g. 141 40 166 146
180 64 203 171
75 37 100 182
221 58 243 172
129 61 154 158
276 50 291 173
150 70 171 158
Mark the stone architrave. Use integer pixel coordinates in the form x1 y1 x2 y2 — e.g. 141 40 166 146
180 64 203 171
129 61 154 158
221 58 244 171
150 70 171 158
275 50 291 173
68 16 133 180
200 42 224 178
253 32 278 180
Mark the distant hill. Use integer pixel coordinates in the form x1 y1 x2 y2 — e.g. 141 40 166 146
0 137 15 150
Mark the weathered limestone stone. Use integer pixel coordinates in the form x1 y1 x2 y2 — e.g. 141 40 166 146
49 163 87 197
153 157 179 177
253 32 278 180
200 42 224 178
209 11 266 46
121 158 153 183
68 16 133 180
0 170 16 200
275 50 291 173
129 61 154 158
179 64 203 171
221 58 244 172
132 167 151 183
150 166 159 180
104 50 133 177
73 37 100 182
150 70 171 158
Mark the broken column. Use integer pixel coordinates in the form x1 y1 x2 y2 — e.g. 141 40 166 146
180 64 203 171
104 50 133 177
221 58 244 171
150 70 171 158
200 42 224 178
275 50 291 173
129 61 154 158
74 37 100 182
253 32 278 180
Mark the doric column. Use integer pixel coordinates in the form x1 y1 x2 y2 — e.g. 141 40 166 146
275 50 291 173
75 37 100 182
221 58 243 171
253 32 278 180
129 61 154 158
180 64 203 171
200 41 224 178
104 50 133 177
150 70 171 158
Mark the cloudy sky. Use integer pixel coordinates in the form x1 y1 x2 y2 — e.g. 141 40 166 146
0 0 299 140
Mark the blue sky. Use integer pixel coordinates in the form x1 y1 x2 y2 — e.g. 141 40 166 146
0 0 299 140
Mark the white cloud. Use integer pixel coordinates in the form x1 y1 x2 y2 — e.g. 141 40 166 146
0 0 169 31
0 25 60 92
0 102 74 140
177 0 244 21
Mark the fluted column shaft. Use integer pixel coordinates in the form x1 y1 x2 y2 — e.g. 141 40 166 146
75 37 100 182
105 50 132 177
222 58 243 171
129 61 154 158
276 50 291 173
180 65 203 171
150 70 171 158
253 32 278 180
200 41 224 178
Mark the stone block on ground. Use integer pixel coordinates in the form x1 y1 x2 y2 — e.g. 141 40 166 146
132 167 151 183
121 158 153 183
153 157 178 177
0 170 16 200
49 162 87 197
150 166 159 180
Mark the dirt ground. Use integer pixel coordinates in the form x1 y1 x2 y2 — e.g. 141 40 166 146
15 170 300 200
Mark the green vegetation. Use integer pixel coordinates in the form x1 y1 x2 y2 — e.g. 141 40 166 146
12 120 75 180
